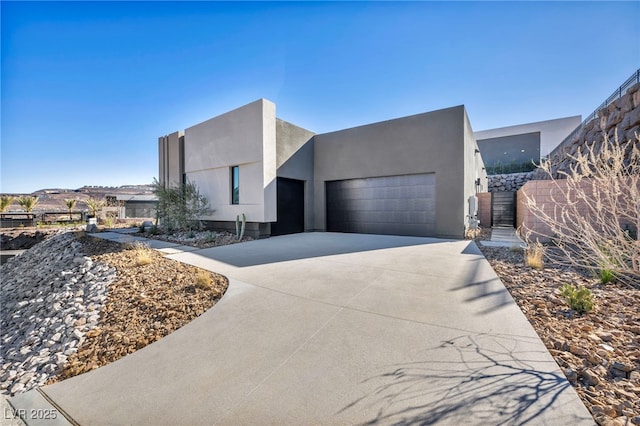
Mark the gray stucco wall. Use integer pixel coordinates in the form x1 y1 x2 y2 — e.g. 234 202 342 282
182 99 277 223
463 111 488 226
313 105 470 238
276 119 316 231
158 131 184 187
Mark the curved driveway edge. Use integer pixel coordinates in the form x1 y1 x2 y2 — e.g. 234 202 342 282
11 233 593 425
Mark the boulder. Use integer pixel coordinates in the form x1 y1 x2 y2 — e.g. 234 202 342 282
628 106 640 128
617 93 634 113
605 109 622 131
626 82 640 95
633 90 640 109
625 125 640 142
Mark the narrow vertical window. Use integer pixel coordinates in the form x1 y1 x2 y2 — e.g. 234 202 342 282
231 166 239 204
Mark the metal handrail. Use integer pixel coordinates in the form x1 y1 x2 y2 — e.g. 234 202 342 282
548 68 640 159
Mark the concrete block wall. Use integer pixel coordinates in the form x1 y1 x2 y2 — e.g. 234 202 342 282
517 180 571 242
516 179 638 242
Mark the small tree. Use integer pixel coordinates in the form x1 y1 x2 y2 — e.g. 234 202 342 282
152 178 212 231
17 196 39 212
524 135 639 286
85 197 105 218
0 196 15 212
64 198 77 220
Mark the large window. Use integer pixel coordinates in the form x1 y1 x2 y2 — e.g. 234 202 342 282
231 166 239 204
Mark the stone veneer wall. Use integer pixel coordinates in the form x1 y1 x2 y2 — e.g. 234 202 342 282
488 172 535 192
542 82 640 179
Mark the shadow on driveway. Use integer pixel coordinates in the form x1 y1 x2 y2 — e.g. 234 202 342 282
338 333 589 425
190 232 461 267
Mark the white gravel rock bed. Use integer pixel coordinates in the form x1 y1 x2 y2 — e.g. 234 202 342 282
0 232 116 396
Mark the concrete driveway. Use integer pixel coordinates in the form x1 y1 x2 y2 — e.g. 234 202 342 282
11 233 593 425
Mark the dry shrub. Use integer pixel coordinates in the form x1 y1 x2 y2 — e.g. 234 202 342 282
465 227 481 240
525 242 545 269
194 270 213 289
524 135 640 286
126 241 154 266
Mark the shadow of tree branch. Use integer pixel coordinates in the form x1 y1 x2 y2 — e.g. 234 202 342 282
339 334 589 425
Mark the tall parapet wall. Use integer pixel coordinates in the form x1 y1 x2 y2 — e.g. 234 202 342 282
541 82 640 179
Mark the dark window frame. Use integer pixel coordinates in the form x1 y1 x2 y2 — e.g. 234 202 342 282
231 166 239 205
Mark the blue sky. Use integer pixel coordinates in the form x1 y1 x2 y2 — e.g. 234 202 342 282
2 1 639 194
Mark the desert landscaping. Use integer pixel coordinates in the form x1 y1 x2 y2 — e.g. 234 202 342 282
478 240 640 426
1 224 638 425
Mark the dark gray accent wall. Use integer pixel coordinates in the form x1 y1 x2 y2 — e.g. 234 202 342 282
313 106 468 238
276 119 315 180
463 109 488 219
477 132 540 170
275 119 315 231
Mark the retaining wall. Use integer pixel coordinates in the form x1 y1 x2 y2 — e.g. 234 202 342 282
488 172 534 192
517 179 638 242
543 82 640 179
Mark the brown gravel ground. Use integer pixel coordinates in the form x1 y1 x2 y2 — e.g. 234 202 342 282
46 235 228 383
477 235 640 426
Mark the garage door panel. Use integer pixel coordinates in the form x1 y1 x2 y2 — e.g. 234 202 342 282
326 174 436 237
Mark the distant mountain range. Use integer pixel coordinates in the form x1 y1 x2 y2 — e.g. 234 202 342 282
2 185 155 213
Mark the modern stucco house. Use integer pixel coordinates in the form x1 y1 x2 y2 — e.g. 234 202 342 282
473 116 581 173
159 99 487 239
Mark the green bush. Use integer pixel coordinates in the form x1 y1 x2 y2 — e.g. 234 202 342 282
152 178 212 231
559 284 595 314
102 213 117 228
599 269 615 284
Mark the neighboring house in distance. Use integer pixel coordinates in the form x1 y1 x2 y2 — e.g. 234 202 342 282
113 194 158 219
159 99 487 239
474 116 581 174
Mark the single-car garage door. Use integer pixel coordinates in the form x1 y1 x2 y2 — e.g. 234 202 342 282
326 173 436 236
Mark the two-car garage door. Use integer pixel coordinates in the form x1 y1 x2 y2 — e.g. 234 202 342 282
326 173 436 237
